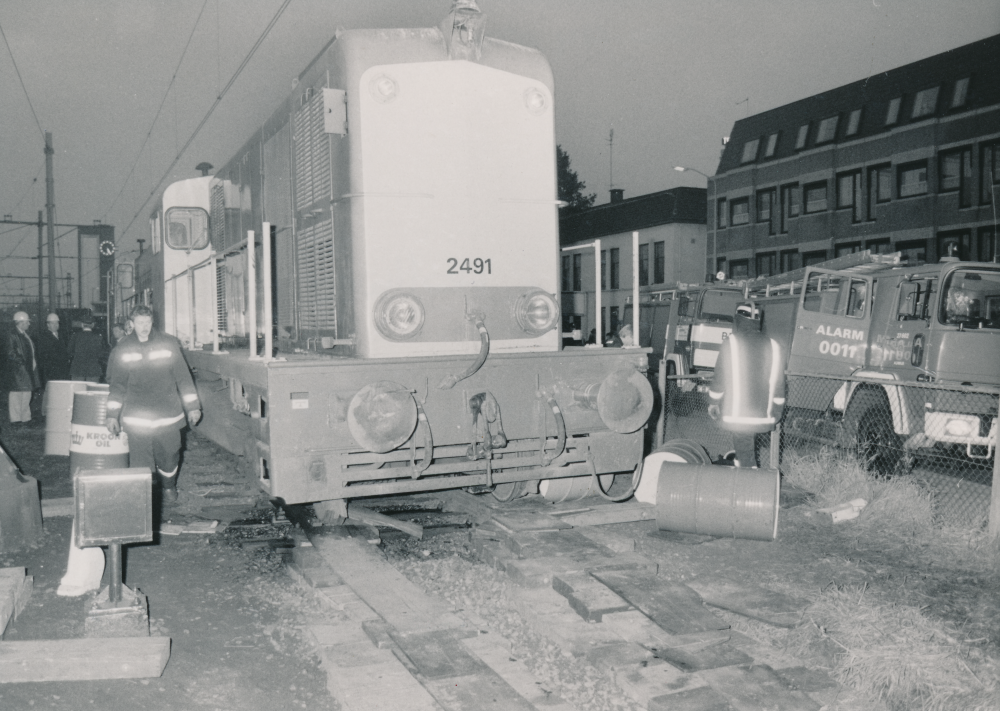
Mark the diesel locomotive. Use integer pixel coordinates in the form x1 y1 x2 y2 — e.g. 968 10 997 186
132 3 653 517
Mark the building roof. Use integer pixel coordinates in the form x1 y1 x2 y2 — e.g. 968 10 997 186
559 186 706 245
717 34 1000 174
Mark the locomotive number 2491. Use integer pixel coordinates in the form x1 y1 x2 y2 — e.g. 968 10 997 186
446 258 492 275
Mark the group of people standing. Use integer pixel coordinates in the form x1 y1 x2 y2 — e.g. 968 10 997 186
2 311 121 426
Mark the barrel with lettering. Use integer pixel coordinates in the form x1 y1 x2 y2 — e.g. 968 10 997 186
69 391 129 474
44 381 90 456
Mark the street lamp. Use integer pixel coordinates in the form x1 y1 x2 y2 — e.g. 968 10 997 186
675 166 718 280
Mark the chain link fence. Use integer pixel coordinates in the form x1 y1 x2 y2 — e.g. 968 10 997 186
658 372 998 530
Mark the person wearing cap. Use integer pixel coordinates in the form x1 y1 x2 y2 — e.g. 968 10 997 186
68 320 108 382
105 305 201 503
36 313 70 385
707 302 785 467
4 312 40 425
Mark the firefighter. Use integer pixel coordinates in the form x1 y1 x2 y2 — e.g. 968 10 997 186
105 305 201 502
707 302 785 467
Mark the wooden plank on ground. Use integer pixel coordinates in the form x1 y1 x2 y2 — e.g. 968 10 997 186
310 622 444 711
491 512 572 533
698 664 822 711
612 659 710 708
309 533 464 634
685 576 810 628
591 571 730 636
551 502 656 527
460 635 579 711
349 504 424 539
0 637 170 682
552 573 632 622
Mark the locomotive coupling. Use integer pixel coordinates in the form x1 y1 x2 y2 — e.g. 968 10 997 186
572 369 654 434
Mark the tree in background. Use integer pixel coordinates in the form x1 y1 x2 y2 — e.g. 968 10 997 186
557 145 596 213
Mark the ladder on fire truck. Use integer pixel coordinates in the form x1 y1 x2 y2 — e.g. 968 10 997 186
741 250 903 298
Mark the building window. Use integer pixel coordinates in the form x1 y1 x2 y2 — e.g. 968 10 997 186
898 161 928 198
978 227 997 262
716 198 727 229
896 238 927 265
654 241 665 284
600 250 606 290
638 243 649 287
939 147 973 207
756 188 775 234
740 139 760 164
885 97 902 126
981 142 1000 205
795 124 809 150
609 248 620 290
729 259 749 279
911 87 939 119
764 132 779 158
845 109 862 136
780 249 801 273
716 257 727 278
561 255 571 292
951 77 970 109
866 238 892 254
868 164 892 220
780 183 800 234
609 306 619 336
837 171 862 222
803 250 828 267
803 181 828 213
816 116 839 144
835 242 862 258
755 252 776 278
730 197 750 225
572 253 582 292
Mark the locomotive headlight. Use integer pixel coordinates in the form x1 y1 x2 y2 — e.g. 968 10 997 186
514 290 559 336
524 88 547 115
373 290 425 341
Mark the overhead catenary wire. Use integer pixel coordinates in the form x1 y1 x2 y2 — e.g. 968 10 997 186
116 0 294 244
0 19 44 140
100 0 212 223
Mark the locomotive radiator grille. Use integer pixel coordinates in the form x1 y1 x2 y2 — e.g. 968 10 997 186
294 90 331 212
296 219 337 332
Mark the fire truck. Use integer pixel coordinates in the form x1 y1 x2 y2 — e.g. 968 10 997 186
637 252 999 474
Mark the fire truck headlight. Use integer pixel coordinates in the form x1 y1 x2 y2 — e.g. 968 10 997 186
514 290 559 336
944 417 975 437
374 290 425 341
348 381 418 454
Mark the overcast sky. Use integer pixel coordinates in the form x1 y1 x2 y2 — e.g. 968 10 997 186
1 0 997 274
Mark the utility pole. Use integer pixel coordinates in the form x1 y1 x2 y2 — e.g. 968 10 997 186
45 131 57 312
37 211 44 325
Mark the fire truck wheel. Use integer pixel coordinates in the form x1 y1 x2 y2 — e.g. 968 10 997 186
849 391 903 478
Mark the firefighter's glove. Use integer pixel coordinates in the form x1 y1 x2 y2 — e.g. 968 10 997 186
106 418 121 436
187 409 202 427
708 404 721 422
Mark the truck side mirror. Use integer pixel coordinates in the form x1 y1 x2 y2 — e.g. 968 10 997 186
897 282 920 320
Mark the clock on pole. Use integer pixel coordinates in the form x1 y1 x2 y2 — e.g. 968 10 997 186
100 240 115 257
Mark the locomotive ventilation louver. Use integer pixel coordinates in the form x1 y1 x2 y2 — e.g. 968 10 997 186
347 381 418 454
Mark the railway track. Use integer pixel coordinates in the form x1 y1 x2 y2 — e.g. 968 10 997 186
277 490 849 711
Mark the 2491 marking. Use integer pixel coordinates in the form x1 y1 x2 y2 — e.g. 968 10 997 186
447 258 492 275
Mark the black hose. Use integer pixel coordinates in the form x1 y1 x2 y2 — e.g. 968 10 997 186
439 320 489 390
540 397 567 466
410 401 433 477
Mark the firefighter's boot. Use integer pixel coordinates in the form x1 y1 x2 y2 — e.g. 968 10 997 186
159 467 179 503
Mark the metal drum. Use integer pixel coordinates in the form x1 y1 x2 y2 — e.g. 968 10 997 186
539 474 615 503
44 381 90 456
655 463 780 541
69 391 129 475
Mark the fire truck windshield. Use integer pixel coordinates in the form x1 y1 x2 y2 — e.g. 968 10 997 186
699 289 744 322
939 269 1000 329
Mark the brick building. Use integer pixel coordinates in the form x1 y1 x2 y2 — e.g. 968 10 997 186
709 34 1000 280
559 187 706 342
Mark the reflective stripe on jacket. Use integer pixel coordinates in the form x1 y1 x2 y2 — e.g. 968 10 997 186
106 330 199 429
708 331 785 434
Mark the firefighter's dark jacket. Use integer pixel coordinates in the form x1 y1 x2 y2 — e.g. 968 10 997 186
106 330 200 430
708 326 786 435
